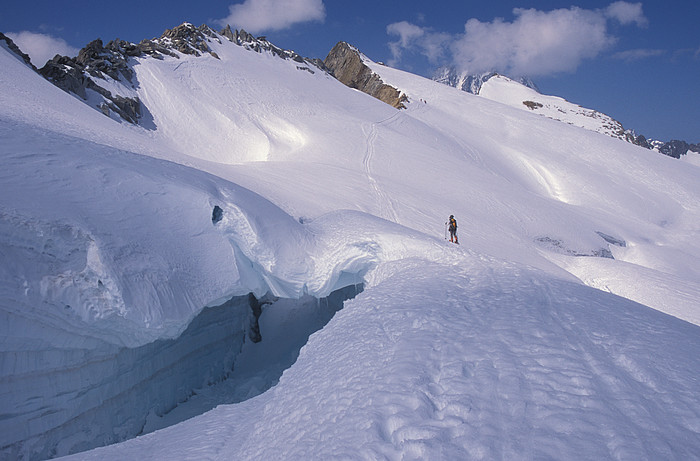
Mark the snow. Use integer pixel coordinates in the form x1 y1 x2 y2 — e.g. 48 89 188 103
1 28 699 460
477 74 626 139
61 260 700 460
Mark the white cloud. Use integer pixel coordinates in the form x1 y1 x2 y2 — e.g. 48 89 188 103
452 7 614 76
386 2 649 77
218 0 325 34
386 22 451 67
387 21 425 48
605 1 648 27
5 31 79 67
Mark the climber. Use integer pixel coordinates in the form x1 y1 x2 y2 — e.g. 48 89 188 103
447 215 459 244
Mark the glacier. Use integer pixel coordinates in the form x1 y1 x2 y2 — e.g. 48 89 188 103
1 26 699 460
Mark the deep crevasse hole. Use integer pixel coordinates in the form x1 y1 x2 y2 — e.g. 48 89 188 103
1 284 362 461
142 283 363 435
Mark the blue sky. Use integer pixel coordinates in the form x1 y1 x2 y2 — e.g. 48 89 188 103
1 0 698 142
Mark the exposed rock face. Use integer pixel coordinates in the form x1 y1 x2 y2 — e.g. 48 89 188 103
657 140 700 159
40 39 143 124
222 26 298 62
0 32 36 70
324 42 408 109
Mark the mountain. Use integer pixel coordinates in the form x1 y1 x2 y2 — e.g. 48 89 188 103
22 24 700 158
36 23 326 127
1 25 700 460
433 66 539 95
433 68 699 158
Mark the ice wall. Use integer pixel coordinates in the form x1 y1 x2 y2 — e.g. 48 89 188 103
1 283 366 460
0 295 251 460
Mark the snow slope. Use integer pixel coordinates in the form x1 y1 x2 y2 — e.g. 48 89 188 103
62 260 700 460
1 27 699 459
365 57 700 325
478 74 628 139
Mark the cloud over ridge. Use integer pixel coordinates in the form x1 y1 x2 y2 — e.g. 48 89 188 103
218 0 326 34
5 31 79 67
387 1 648 77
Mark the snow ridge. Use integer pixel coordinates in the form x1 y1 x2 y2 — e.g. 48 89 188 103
432 66 698 157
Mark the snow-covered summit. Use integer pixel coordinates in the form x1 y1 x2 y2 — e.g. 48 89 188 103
431 66 699 157
478 74 629 140
433 66 539 95
431 67 631 142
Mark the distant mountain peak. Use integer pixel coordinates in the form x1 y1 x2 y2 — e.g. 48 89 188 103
433 67 539 95
432 67 698 158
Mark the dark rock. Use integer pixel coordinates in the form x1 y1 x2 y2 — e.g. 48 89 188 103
108 94 141 124
534 236 614 259
523 100 543 110
595 231 626 247
159 23 217 56
219 25 312 65
38 38 145 124
212 205 224 224
40 55 89 98
625 131 651 149
324 42 408 109
0 32 37 70
659 140 691 159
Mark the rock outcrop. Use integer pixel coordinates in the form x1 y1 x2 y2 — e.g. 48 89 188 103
0 32 36 70
324 42 407 109
657 139 700 159
40 39 143 124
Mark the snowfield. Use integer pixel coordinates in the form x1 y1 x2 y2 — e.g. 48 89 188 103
63 260 700 460
1 28 699 460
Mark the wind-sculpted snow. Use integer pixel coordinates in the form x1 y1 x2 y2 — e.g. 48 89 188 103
0 119 434 344
61 260 700 460
0 117 457 459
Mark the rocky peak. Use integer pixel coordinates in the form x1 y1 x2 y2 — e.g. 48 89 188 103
324 41 407 109
157 23 219 57
220 25 312 67
39 37 149 124
657 140 700 159
34 23 328 126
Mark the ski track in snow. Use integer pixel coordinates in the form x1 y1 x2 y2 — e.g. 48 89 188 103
362 113 400 223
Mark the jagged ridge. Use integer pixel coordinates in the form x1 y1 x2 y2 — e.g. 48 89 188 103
36 23 326 126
